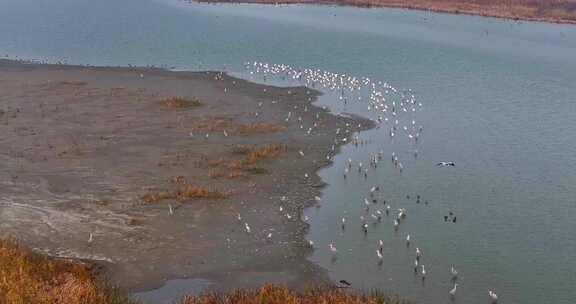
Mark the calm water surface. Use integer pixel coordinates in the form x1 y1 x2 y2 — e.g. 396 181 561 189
1 1 575 303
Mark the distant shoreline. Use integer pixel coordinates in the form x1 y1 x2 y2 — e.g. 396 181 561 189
195 0 576 25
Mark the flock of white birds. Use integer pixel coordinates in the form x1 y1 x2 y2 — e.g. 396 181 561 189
215 61 497 303
237 62 500 303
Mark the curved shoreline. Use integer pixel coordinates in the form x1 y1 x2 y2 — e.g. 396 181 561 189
194 0 576 25
0 59 375 297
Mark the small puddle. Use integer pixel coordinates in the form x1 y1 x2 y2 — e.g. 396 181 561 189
133 278 212 304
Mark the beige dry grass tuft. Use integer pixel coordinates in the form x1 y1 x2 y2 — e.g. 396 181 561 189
161 97 203 109
0 239 133 304
142 185 228 203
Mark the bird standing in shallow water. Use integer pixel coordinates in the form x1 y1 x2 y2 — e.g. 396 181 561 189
489 290 498 303
329 243 338 254
450 265 458 281
449 283 458 298
421 265 426 280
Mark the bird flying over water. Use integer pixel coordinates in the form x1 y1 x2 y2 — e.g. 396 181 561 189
437 161 456 167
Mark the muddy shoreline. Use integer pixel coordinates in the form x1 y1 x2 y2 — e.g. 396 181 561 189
0 59 374 294
194 0 576 25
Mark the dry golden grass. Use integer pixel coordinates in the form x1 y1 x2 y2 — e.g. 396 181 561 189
182 284 412 304
0 239 132 304
204 144 285 179
244 144 285 165
142 185 228 203
170 176 187 184
161 97 203 109
234 123 285 135
1 242 412 304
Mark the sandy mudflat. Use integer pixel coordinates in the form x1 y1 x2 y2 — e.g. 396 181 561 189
0 59 373 292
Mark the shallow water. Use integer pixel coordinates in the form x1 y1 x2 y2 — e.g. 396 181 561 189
133 279 212 304
1 0 576 303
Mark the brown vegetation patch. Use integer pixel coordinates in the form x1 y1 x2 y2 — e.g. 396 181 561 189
142 185 228 203
0 239 132 304
191 117 284 136
244 144 285 165
161 97 203 109
59 81 88 86
126 218 145 226
170 176 187 184
182 284 411 304
234 123 285 135
204 144 285 179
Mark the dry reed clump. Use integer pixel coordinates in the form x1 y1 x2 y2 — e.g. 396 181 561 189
243 144 285 165
234 123 285 135
182 284 412 304
0 239 132 304
206 144 287 179
142 185 228 203
161 97 203 109
204 144 285 179
170 176 187 184
209 168 247 179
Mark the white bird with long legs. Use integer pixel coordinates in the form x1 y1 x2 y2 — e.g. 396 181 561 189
449 283 458 298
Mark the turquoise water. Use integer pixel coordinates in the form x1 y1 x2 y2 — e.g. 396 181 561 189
1 0 576 303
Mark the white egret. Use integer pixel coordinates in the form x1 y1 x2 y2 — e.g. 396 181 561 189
449 283 458 298
489 290 498 303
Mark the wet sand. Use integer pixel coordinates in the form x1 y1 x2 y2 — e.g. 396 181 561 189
0 59 373 293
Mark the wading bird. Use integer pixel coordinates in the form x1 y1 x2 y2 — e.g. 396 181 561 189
489 290 498 303
449 283 458 298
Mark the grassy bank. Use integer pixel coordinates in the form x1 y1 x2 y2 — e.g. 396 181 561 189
0 239 410 304
0 239 133 304
181 285 412 304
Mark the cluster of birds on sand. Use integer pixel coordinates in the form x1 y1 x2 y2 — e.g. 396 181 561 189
202 62 497 303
